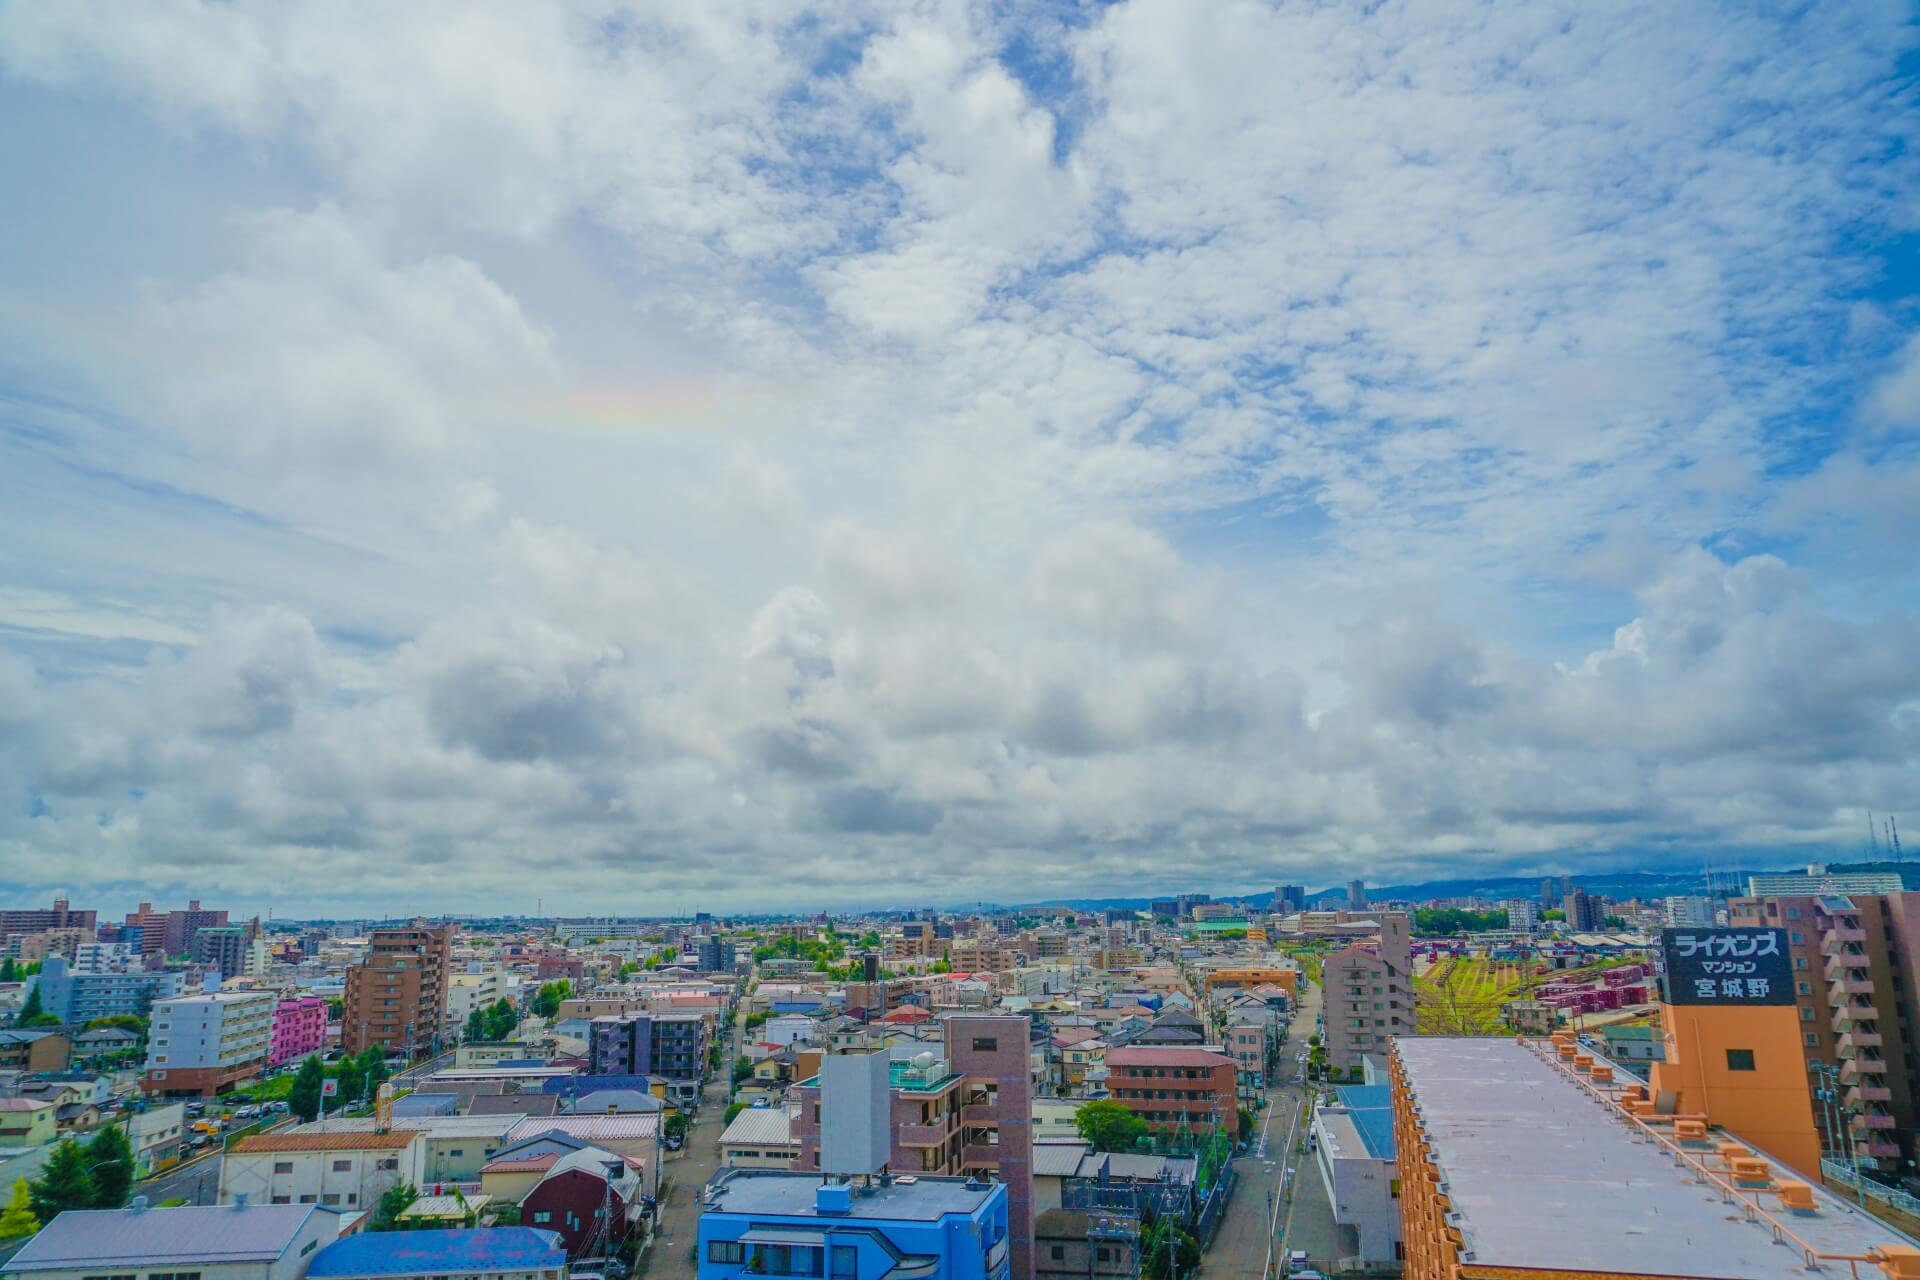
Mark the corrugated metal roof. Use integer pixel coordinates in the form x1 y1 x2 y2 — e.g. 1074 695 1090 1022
1031 1140 1092 1177
719 1106 796 1148
232 1130 419 1152
507 1114 658 1142
305 1227 564 1277
7 1204 324 1270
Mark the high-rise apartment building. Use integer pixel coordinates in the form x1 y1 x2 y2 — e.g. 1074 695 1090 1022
36 955 183 1023
1323 913 1413 1074
124 900 229 961
341 921 452 1058
1348 880 1367 911
1502 899 1539 930
0 898 96 946
192 923 265 980
1567 889 1606 932
1661 896 1715 926
1728 892 1920 1172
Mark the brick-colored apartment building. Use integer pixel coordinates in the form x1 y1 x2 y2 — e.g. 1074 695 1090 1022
1104 1045 1236 1133
1728 891 1920 1172
342 922 452 1058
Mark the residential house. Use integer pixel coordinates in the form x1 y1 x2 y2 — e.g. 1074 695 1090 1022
717 1105 799 1170
519 1146 645 1258
272 996 330 1066
305 1227 566 1280
0 1096 59 1146
0 1028 71 1073
220 1129 428 1212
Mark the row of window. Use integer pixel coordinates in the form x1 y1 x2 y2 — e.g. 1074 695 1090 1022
707 1241 858 1278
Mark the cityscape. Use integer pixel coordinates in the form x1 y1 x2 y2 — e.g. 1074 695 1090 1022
3 3 1920 1280
3 870 1920 1280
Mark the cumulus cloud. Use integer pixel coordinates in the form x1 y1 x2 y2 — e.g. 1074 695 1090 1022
1 0 1917 911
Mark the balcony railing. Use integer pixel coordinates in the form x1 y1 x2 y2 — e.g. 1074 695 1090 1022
1829 976 1875 997
1849 1112 1898 1132
896 1121 953 1147
961 1144 1000 1167
1820 927 1867 953
1838 1030 1883 1052
960 1104 1001 1126
1847 1084 1893 1104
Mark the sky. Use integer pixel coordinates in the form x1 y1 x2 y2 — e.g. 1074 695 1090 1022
1 1 1918 919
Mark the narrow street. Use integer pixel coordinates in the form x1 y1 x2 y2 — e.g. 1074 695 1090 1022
140 1150 223 1205
644 998 748 1280
1198 977 1322 1280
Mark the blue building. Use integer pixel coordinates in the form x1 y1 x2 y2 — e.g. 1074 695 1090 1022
697 1171 1010 1280
35 956 184 1025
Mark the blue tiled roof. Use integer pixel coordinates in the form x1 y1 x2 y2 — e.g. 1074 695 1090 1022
306 1228 565 1277
1333 1084 1395 1160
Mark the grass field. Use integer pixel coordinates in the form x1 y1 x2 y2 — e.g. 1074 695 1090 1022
1413 956 1644 1035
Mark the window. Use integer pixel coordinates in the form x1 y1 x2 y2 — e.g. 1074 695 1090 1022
274 1161 295 1174
1050 1248 1066 1261
532 1211 552 1224
709 1242 745 1264
332 1159 352 1172
831 1246 857 1279
1726 1049 1756 1072
972 1038 998 1051
1805 1033 1819 1047
1801 1006 1815 1021
321 1194 341 1205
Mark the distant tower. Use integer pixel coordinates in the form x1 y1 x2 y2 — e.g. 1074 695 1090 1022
1348 880 1367 911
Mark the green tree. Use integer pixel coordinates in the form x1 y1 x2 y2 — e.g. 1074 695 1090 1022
289 1055 326 1122
13 985 45 1028
27 1140 95 1223
0 958 15 984
732 1056 753 1083
336 1055 366 1104
531 981 572 1019
83 1014 147 1035
19 1014 61 1029
1141 1211 1200 1280
1413 908 1509 934
1542 908 1566 921
931 953 952 974
370 1182 418 1231
483 998 517 1041
724 1102 746 1125
326 996 344 1020
1074 1100 1150 1153
465 1007 487 1043
0 1178 36 1238
85 1126 134 1208
362 1048 390 1096
664 1112 689 1142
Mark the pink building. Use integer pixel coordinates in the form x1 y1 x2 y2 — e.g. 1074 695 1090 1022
269 995 327 1066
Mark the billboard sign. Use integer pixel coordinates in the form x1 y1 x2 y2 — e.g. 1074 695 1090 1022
1659 927 1793 1006
321 1078 339 1096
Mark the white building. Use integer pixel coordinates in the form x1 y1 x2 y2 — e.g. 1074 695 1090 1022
718 1105 800 1170
447 966 513 1036
4 1203 340 1280
221 1129 428 1211
1660 896 1715 926
70 941 136 974
128 1101 187 1175
1310 1086 1401 1269
145 989 276 1096
762 1013 816 1047
1502 899 1539 930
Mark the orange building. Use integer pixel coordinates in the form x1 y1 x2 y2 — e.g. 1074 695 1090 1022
1391 1035 1920 1280
1198 965 1298 997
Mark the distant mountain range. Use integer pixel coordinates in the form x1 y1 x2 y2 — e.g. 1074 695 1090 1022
1007 861 1920 913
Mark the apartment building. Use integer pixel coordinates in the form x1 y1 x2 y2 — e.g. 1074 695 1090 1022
124 899 229 961
1322 913 1413 1075
8 928 90 962
587 1012 707 1087
0 898 97 946
143 989 276 1097
447 965 513 1035
71 941 136 973
221 1129 426 1210
271 995 329 1066
342 921 453 1057
1728 892 1920 1172
193 924 267 979
1390 1036 1912 1280
1103 1046 1236 1133
35 955 184 1023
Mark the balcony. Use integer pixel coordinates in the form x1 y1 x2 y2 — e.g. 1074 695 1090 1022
1847 1084 1893 1105
1832 1003 1874 1031
1825 953 1869 983
1829 976 1875 997
1849 1112 1898 1132
1840 1057 1888 1081
960 1104 1001 1126
1839 1030 1883 1052
1857 1138 1901 1161
1821 927 1867 953
896 1121 953 1147
961 1144 1000 1168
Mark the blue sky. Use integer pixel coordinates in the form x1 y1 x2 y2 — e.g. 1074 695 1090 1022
0 0 1917 916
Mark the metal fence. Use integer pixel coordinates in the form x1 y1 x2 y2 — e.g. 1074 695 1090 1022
1193 1160 1237 1245
1822 1159 1920 1217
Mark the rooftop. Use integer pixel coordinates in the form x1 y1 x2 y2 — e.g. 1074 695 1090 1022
231 1130 419 1153
1393 1037 1918 1278
1104 1046 1233 1068
1328 1084 1393 1160
720 1106 798 1147
305 1227 563 1277
705 1170 1003 1222
6 1204 328 1271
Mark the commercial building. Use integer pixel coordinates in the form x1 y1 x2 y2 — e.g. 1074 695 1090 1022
221 1129 428 1210
1661 895 1715 926
1727 892 1920 1172
342 922 453 1058
697 1171 1011 1280
273 995 331 1066
1321 913 1413 1075
1390 1036 1916 1280
1102 1046 1235 1133
305 1227 567 1280
1347 880 1367 910
1501 899 1538 930
1310 1084 1399 1270
35 955 184 1023
129 1101 187 1174
143 989 277 1097
3 1203 341 1280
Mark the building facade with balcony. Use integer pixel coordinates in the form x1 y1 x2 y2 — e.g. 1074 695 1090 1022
142 989 276 1097
1321 913 1413 1075
1728 891 1920 1172
271 995 330 1066
342 921 452 1058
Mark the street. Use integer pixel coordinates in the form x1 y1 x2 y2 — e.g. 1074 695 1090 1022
643 1076 728 1280
1197 976 1322 1280
140 1150 223 1206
